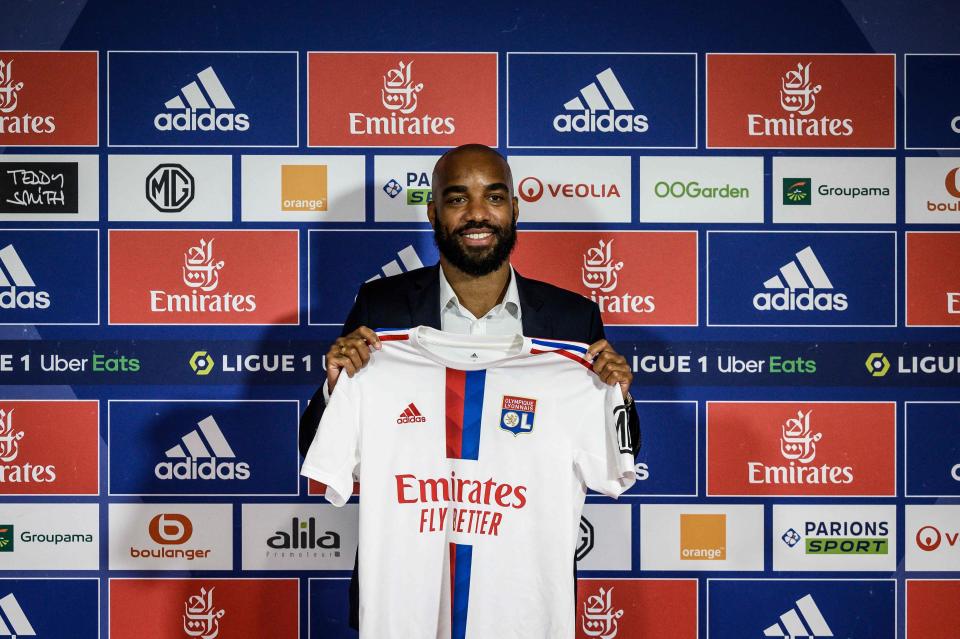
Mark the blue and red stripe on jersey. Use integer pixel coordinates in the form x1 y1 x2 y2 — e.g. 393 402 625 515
529 337 593 369
449 542 473 639
444 369 486 460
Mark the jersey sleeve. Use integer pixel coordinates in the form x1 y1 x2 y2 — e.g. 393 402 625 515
572 382 637 498
300 371 361 507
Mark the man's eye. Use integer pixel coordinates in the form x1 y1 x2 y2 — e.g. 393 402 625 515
447 196 466 204
488 194 505 202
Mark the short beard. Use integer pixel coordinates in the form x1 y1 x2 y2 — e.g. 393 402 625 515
433 218 517 277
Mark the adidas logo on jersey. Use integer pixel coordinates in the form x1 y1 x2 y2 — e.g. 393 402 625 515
154 415 250 481
397 403 426 424
0 244 50 310
154 66 250 132
553 68 649 134
753 246 848 312
0 592 36 636
763 594 833 638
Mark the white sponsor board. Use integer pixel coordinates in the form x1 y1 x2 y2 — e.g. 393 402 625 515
108 503 233 570
374 155 439 222
508 155 631 223
773 504 896 571
639 156 763 222
240 154 365 222
0 503 98 570
906 505 960 572
241 503 358 571
906 157 960 224
773 156 896 223
0 154 98 221
108 154 232 221
576 503 632 571
639 504 763 571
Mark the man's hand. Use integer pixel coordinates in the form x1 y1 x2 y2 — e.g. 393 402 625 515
586 339 633 400
326 326 381 394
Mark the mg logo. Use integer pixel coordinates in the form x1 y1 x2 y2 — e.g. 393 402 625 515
146 164 195 212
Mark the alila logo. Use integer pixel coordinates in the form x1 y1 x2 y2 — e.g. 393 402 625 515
753 246 848 312
267 516 341 552
0 593 36 637
0 408 56 484
763 594 833 638
749 61 854 138
554 68 648 134
783 178 811 205
748 409 854 486
154 66 250 133
0 244 50 310
0 59 55 135
517 176 621 204
154 415 250 481
149 238 257 314
350 60 455 136
581 239 654 314
397 403 426 424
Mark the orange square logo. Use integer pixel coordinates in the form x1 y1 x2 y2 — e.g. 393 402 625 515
680 513 726 560
281 164 327 212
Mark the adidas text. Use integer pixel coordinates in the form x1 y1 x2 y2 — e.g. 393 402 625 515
397 415 426 424
553 111 648 133
0 287 50 309
753 289 848 312
154 110 250 132
155 458 251 480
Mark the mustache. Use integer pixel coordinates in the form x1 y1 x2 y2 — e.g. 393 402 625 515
455 221 502 235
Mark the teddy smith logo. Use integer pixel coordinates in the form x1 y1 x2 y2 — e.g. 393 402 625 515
396 471 528 537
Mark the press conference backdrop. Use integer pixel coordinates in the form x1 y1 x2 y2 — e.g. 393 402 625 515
0 1 958 637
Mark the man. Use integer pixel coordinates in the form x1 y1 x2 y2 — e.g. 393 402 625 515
299 143 639 628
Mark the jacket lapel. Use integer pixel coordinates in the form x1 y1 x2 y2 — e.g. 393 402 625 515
515 270 550 338
408 264 442 329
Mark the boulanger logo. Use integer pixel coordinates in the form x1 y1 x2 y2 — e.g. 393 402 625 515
581 239 655 315
0 593 36 637
155 66 249 133
126 512 213 562
554 68 648 134
280 164 327 212
0 59 53 135
750 62 853 139
580 586 624 639
183 586 225 639
155 415 250 481
149 513 193 544
0 244 49 310
782 178 811 205
350 60 454 137
753 246 848 312
763 594 833 638
927 167 960 213
679 513 726 560
146 164 194 213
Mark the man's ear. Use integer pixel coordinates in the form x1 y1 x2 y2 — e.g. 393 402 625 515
426 200 437 227
512 196 520 224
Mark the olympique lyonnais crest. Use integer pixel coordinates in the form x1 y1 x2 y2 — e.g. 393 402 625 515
500 396 537 436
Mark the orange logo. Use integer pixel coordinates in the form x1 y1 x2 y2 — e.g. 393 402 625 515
281 165 327 212
680 513 726 560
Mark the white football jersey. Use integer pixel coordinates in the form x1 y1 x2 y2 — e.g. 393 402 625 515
301 326 635 639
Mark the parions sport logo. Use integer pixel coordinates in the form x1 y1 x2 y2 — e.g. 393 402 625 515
707 402 895 496
108 230 299 325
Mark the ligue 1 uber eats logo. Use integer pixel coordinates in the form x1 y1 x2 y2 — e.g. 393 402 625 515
154 66 250 133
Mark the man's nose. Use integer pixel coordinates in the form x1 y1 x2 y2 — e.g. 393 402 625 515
464 194 491 221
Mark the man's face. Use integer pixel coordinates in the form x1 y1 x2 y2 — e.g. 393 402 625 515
428 150 519 277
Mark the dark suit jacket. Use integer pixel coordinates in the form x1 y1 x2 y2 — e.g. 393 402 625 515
298 264 641 630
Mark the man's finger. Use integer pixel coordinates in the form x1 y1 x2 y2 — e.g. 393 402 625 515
344 339 371 364
585 339 610 361
355 326 382 351
341 359 357 378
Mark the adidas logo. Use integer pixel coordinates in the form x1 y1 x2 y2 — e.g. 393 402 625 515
553 67 649 134
154 66 250 132
0 592 37 637
0 244 49 310
366 245 424 282
753 246 848 312
396 403 426 424
763 594 833 638
154 415 250 481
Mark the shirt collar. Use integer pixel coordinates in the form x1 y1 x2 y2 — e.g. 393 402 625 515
438 265 522 320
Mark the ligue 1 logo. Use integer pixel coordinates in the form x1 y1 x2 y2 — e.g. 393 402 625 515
500 396 536 436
